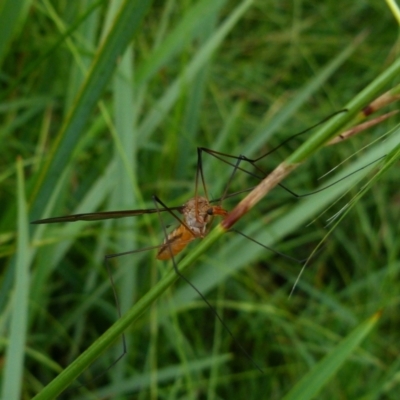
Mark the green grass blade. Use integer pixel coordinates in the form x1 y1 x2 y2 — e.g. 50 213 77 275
282 312 381 400
108 11 138 386
1 158 31 400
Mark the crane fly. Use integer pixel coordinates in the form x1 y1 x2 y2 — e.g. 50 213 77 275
32 110 362 267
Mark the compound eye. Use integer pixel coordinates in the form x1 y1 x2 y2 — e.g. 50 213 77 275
206 208 214 215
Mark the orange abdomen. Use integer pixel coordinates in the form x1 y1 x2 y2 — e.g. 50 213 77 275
156 224 196 260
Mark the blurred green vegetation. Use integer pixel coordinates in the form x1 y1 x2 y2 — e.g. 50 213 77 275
1 1 400 399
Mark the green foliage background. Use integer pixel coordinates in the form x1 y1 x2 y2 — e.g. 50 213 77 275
1 1 400 399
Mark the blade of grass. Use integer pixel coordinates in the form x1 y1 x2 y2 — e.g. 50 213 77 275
1 158 31 400
282 311 381 400
108 13 137 387
385 0 400 24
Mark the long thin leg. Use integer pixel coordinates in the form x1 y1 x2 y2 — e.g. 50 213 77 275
195 147 209 201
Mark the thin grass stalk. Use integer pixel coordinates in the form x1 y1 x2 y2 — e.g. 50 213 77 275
283 311 381 400
2 158 31 400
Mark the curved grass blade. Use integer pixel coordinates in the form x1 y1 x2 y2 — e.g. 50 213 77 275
282 312 381 400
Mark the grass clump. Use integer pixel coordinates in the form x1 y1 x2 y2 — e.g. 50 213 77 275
1 1 400 399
